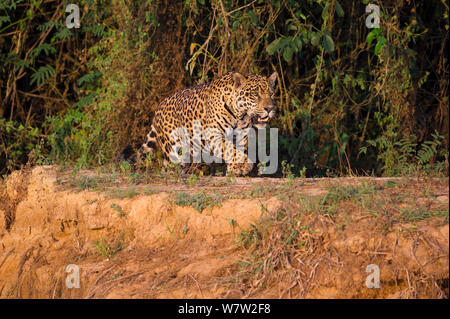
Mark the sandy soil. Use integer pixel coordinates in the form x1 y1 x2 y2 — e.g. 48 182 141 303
0 166 448 298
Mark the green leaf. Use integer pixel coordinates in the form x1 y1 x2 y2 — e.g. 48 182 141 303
15 59 31 72
0 15 11 28
30 65 56 86
37 20 55 32
296 10 306 21
374 37 386 55
367 140 377 147
322 32 335 53
310 32 320 46
283 46 294 62
77 71 102 86
73 92 98 109
31 43 56 57
359 146 367 156
294 37 303 51
248 10 258 26
266 38 281 55
288 23 297 31
322 3 330 20
53 28 72 41
366 28 381 45
335 0 344 17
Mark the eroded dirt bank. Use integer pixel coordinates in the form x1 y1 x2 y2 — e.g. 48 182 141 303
0 166 448 298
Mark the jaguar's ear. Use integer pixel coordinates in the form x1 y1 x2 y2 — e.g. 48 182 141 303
232 72 246 90
268 71 277 89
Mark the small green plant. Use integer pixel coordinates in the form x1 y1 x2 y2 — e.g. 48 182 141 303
384 180 398 188
173 191 223 213
238 224 261 248
94 237 124 259
71 176 100 191
5 283 16 297
107 185 138 199
68 174 116 192
398 207 431 223
120 160 131 174
229 218 238 235
186 173 198 187
399 206 449 223
281 160 295 187
110 203 126 217
299 166 307 178
165 162 183 179
322 182 377 205
296 182 378 215
243 184 272 199
360 131 447 177
0 119 45 174
225 174 236 185
257 162 267 175
143 187 159 195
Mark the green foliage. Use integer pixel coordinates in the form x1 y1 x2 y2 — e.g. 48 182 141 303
173 191 223 213
110 203 126 217
0 0 447 178
77 71 102 87
0 118 46 173
186 173 198 187
30 64 55 86
281 160 295 187
360 131 447 176
107 186 138 199
30 43 56 58
94 237 124 260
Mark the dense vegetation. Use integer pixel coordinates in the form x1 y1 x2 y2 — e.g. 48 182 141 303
0 0 448 177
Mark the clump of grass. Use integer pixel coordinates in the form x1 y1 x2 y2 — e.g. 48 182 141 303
107 185 138 199
242 184 273 199
186 173 198 187
165 162 183 179
143 187 159 195
303 196 339 215
94 237 124 260
398 206 449 223
322 182 377 205
119 160 131 175
384 180 398 188
69 175 115 192
234 206 319 296
238 224 261 248
110 203 126 217
172 191 224 213
212 174 236 187
71 176 101 190
281 160 295 187
124 173 147 184
293 182 378 216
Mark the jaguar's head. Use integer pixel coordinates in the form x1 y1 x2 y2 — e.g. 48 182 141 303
231 71 278 129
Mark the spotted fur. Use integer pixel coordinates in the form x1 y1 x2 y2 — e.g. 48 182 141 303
125 71 277 176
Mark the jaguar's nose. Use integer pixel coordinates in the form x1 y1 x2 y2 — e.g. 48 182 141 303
264 105 276 118
264 105 274 113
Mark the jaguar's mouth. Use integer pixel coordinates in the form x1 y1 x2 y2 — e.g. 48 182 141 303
252 115 270 129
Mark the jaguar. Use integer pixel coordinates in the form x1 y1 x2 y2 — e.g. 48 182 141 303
122 71 277 176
